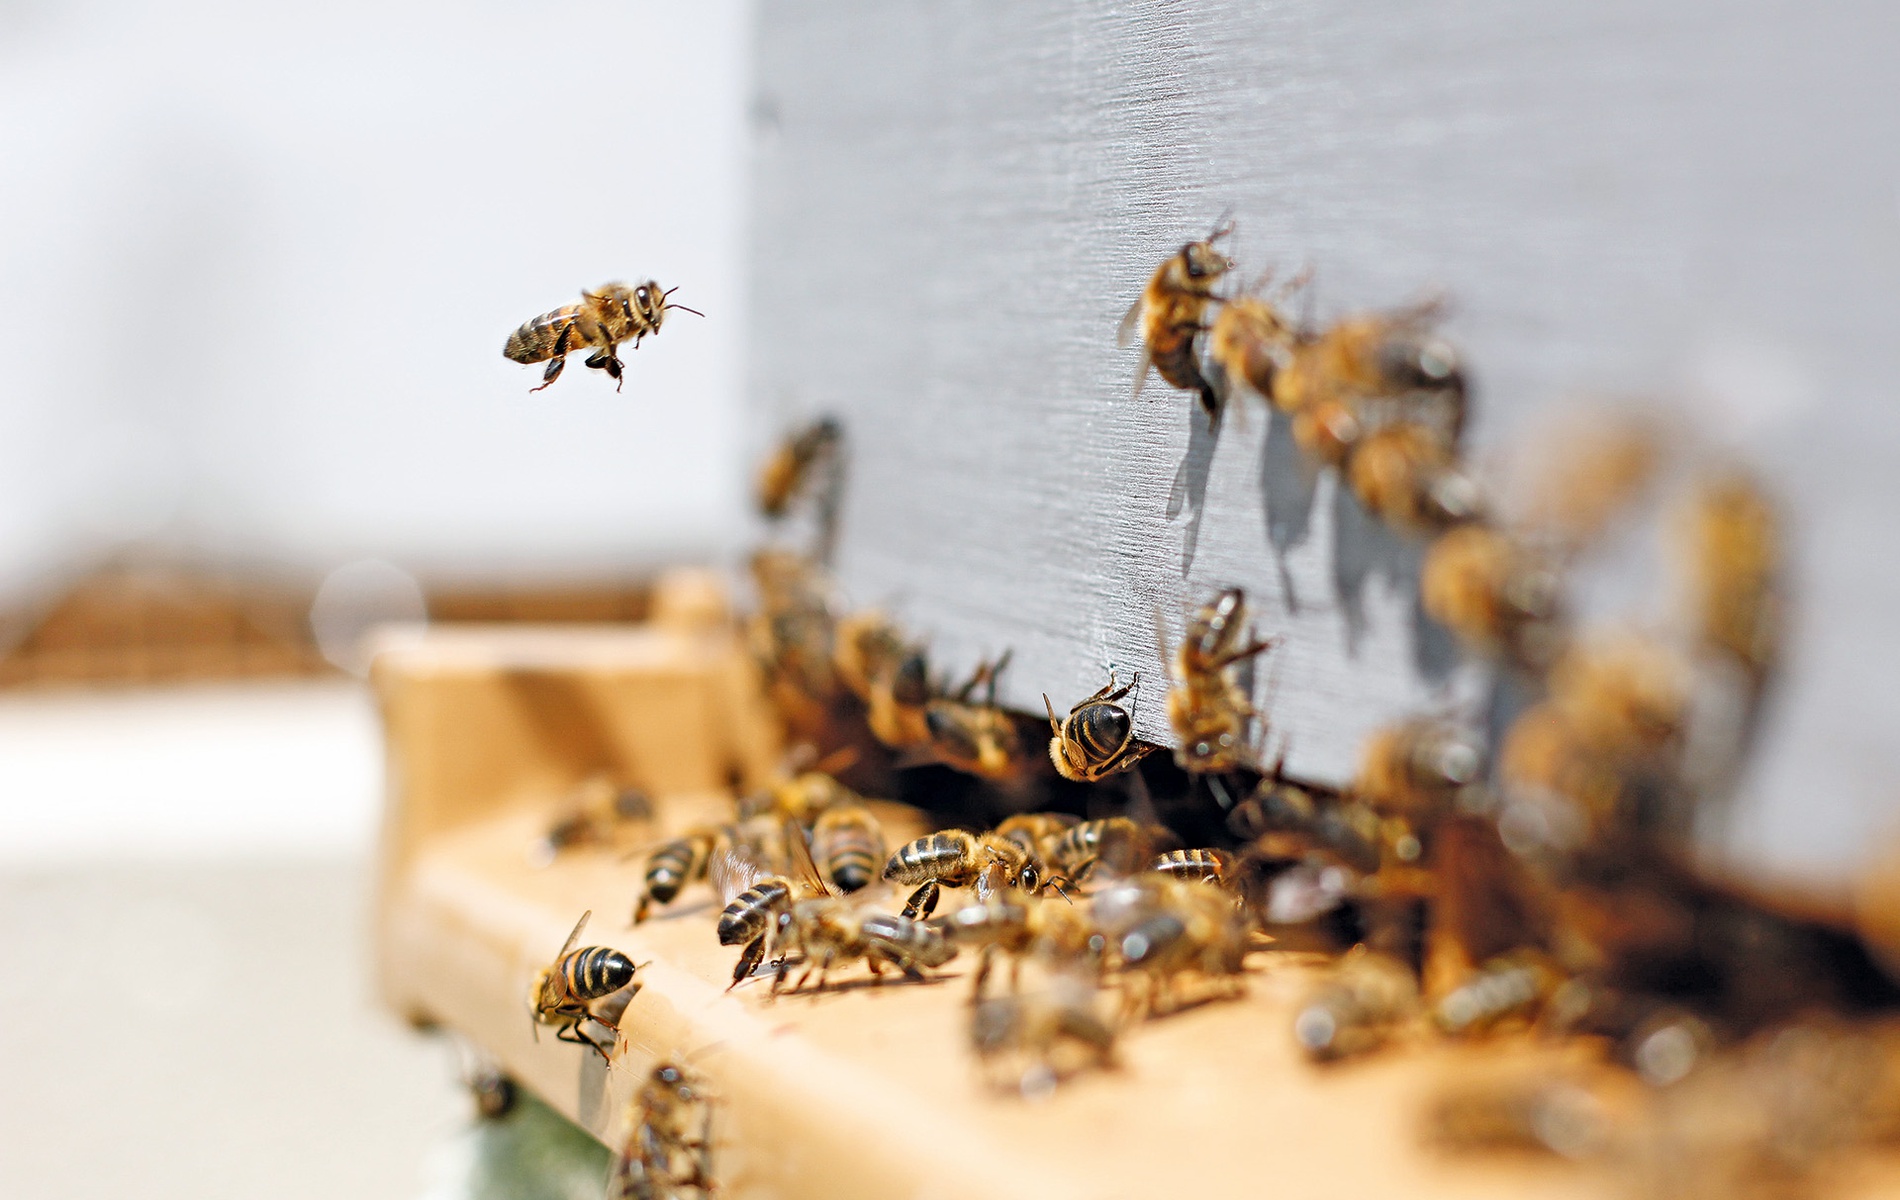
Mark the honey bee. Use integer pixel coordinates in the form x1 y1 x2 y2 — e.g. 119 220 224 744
1151 847 1236 886
924 654 1029 780
746 550 841 735
608 1060 714 1200
1420 523 1568 667
1355 717 1485 817
1162 588 1280 775
1674 467 1783 685
868 648 934 751
529 910 643 1060
770 902 958 996
530 776 652 867
971 974 1118 1095
883 827 1052 920
1432 950 1563 1036
1228 779 1398 876
831 611 911 704
504 281 702 392
1269 301 1465 437
1344 421 1484 533
990 811 1083 853
1291 949 1420 1061
937 892 1097 999
1047 816 1155 883
1044 672 1154 783
1092 874 1254 1018
1206 270 1307 404
633 827 722 923
756 418 842 520
715 818 831 988
811 802 887 894
1117 220 1234 422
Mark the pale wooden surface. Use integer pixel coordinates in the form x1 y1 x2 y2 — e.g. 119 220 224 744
745 3 1900 875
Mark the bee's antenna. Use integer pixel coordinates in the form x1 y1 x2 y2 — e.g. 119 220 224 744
668 303 707 318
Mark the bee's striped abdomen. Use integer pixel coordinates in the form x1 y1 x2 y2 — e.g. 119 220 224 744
717 878 791 946
560 946 636 1000
1152 847 1232 885
504 304 584 363
644 834 712 905
814 808 885 894
881 832 975 885
1073 705 1133 765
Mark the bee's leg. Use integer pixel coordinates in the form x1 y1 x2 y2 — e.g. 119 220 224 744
728 937 766 990
900 880 939 921
970 945 995 1003
529 322 576 393
530 355 567 392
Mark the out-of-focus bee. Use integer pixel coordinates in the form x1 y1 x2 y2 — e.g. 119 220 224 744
1152 847 1236 887
530 776 652 867
1420 523 1568 668
1355 718 1485 817
746 550 841 735
715 818 830 988
832 611 911 705
1498 631 1694 844
608 1060 714 1200
923 653 1028 780
1044 672 1154 783
1269 300 1465 439
530 910 642 1060
1117 220 1234 422
1424 1073 1614 1160
1292 949 1421 1062
867 647 934 751
756 417 842 520
634 826 722 923
937 892 1097 999
1047 816 1156 883
504 281 702 392
971 973 1118 1096
1206 270 1307 404
1228 778 1410 876
1163 588 1279 775
1344 421 1485 534
1674 467 1783 686
751 765 858 829
811 802 887 894
883 826 1054 920
1089 874 1254 1018
1432 950 1563 1036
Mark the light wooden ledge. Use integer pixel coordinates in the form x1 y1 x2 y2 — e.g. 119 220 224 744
369 585 1900 1199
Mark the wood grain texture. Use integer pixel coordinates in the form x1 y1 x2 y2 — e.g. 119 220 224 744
746 3 1900 874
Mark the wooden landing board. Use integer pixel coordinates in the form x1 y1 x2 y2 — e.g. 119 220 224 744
371 605 1900 1197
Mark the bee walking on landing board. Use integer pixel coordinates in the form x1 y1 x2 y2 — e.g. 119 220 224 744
530 910 644 1060
504 281 703 392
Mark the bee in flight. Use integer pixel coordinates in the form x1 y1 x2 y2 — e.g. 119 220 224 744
1118 220 1234 422
504 281 703 392
529 910 643 1060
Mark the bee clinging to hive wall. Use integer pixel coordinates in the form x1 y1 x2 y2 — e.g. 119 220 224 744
1044 671 1154 783
1206 269 1308 404
757 417 843 520
529 910 642 1060
504 281 702 392
1162 588 1280 775
924 653 1030 781
1118 220 1234 422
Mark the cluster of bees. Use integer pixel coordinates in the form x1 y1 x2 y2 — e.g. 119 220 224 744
510 231 1899 1192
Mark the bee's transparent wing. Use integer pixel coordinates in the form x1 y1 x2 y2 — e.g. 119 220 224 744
782 816 832 897
1116 295 1145 349
710 841 768 905
556 910 591 959
1152 603 1178 686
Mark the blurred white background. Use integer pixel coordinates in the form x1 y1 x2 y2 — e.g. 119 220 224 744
0 3 752 1196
